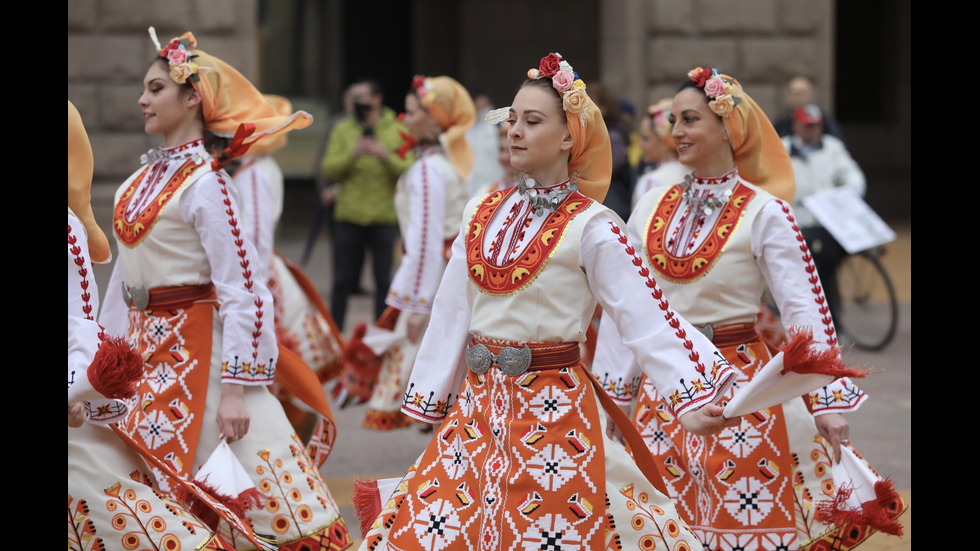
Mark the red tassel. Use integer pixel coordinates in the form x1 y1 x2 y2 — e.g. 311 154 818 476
211 123 257 171
353 477 382 538
172 476 264 532
816 478 904 536
780 327 867 379
396 130 417 160
338 323 383 402
88 336 144 399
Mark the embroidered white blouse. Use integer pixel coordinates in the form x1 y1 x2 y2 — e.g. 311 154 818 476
400 183 735 424
100 140 279 386
594 170 866 414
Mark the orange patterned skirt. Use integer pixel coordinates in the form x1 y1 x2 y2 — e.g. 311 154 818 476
633 332 902 551
362 340 701 551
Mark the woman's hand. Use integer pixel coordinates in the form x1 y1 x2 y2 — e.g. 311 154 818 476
217 383 250 442
406 313 430 344
814 413 849 463
68 401 86 428
679 404 741 436
605 403 632 444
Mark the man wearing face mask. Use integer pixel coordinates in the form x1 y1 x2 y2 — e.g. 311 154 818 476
321 79 414 329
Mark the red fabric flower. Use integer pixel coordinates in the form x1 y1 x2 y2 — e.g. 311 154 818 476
690 66 713 88
538 53 563 77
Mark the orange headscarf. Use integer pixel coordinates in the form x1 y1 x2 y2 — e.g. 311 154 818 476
68 100 111 264
412 75 475 180
687 67 794 202
150 29 311 162
524 53 611 202
245 94 293 157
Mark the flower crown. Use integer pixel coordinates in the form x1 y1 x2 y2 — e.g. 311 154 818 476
648 102 671 131
411 75 439 110
148 27 200 85
528 53 589 118
687 66 741 118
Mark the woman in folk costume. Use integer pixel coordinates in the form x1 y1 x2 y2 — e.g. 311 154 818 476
592 67 905 550
99 30 352 550
358 53 743 551
69 100 268 550
230 94 345 467
357 76 473 430
631 98 689 209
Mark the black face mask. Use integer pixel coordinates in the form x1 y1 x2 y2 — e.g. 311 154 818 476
354 102 372 122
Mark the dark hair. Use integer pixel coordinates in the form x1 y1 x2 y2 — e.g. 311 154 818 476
520 77 566 123
677 79 707 97
350 78 383 97
676 80 722 121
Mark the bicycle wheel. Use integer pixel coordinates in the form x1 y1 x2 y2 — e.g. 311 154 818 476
834 250 899 351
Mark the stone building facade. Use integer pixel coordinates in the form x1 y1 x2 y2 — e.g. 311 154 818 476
68 0 909 215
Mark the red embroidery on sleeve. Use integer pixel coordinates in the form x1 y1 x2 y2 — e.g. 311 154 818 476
607 221 706 375
217 172 266 365
776 200 837 347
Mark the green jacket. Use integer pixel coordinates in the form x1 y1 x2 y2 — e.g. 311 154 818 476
320 107 414 225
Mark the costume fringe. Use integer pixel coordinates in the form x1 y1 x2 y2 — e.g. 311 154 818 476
780 327 867 379
88 335 144 399
816 478 905 536
353 477 382 538
173 479 262 532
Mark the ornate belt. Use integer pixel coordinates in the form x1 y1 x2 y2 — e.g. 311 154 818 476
465 338 581 377
122 282 216 310
696 322 758 346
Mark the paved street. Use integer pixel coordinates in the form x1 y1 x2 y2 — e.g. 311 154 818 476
90 188 911 549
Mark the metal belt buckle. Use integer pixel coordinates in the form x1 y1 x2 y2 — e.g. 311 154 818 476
465 343 493 374
122 282 150 310
497 345 531 376
696 323 714 342
465 343 532 376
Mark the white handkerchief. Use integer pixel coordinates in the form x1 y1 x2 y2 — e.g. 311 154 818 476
194 440 256 496
723 351 835 418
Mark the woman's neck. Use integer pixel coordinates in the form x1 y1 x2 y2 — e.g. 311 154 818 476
162 121 205 149
528 163 571 187
691 145 735 180
692 162 736 180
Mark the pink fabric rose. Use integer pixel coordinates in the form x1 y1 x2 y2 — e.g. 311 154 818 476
538 53 562 77
704 76 727 98
167 46 188 65
552 70 575 93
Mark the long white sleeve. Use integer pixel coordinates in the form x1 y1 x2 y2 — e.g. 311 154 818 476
179 171 279 384
581 210 734 416
752 199 867 413
399 230 471 423
386 156 451 314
